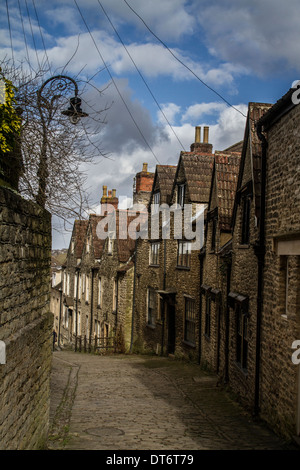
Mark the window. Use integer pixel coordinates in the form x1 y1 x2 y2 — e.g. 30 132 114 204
67 273 70 296
79 274 82 300
241 193 251 245
211 217 217 251
152 191 160 214
74 274 78 298
78 312 81 335
177 240 191 268
205 296 211 337
150 242 160 265
147 288 156 326
98 277 102 307
236 306 248 370
108 231 115 254
85 275 89 303
113 279 118 312
177 183 185 207
184 298 196 345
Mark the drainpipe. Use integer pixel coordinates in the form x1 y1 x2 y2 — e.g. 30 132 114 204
198 248 205 364
160 238 167 356
75 268 79 352
130 238 138 353
254 121 268 416
89 268 95 353
58 285 63 348
224 259 232 383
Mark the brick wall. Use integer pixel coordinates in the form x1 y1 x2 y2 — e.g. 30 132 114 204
0 186 53 450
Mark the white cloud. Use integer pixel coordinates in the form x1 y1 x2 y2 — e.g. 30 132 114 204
195 0 300 75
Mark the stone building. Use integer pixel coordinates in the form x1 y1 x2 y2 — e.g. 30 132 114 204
58 164 154 353
200 150 241 377
219 102 272 413
256 88 300 440
133 127 214 361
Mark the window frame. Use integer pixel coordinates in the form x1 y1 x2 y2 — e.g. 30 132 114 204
184 297 196 346
177 240 191 268
204 295 211 338
236 305 248 371
177 183 186 208
147 288 156 327
149 241 160 266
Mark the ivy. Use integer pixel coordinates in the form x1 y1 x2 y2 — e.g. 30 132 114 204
0 71 21 154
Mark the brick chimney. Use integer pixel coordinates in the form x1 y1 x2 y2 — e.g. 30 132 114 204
190 126 213 154
133 162 155 205
100 185 118 215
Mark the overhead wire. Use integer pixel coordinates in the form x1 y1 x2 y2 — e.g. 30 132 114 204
74 0 165 169
97 0 186 152
5 0 15 67
24 0 41 70
31 0 52 72
123 0 248 120
18 0 30 67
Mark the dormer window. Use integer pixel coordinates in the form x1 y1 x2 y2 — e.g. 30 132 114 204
177 183 185 208
152 191 160 214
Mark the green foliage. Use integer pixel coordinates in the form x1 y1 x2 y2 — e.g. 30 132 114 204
0 71 21 154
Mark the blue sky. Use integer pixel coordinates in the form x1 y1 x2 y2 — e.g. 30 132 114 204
1 0 299 248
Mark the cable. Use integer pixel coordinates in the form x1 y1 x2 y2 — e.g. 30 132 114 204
74 0 164 169
5 0 15 67
32 0 52 72
24 0 41 70
97 0 186 152
18 0 30 67
123 0 248 120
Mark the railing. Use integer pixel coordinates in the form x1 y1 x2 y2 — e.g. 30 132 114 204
75 335 116 354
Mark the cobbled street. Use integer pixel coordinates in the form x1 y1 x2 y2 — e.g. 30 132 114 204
47 350 298 451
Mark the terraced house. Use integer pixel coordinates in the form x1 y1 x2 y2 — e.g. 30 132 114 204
200 148 241 377
133 127 214 360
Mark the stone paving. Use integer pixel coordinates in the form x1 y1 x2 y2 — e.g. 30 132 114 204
47 350 299 451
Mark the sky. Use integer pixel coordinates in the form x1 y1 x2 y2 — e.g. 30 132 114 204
1 0 299 249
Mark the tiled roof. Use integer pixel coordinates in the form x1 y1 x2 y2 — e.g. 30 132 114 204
150 165 177 206
89 215 106 259
214 152 241 231
177 152 214 203
248 103 273 222
73 220 89 258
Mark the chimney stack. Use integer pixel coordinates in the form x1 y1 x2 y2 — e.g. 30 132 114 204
190 126 213 154
195 126 201 143
203 126 209 144
133 162 155 205
100 186 118 215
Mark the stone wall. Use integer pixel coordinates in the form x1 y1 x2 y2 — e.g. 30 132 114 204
0 186 53 450
260 101 300 439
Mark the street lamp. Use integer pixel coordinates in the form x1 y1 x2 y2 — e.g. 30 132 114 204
36 74 88 207
37 74 88 125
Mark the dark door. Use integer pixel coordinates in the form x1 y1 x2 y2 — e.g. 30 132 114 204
167 303 176 354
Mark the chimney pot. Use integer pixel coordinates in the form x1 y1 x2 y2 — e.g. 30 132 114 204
108 189 112 197
112 189 116 198
103 185 107 197
142 163 148 172
195 126 201 143
203 126 209 144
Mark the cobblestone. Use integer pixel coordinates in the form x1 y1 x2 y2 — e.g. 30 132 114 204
47 351 299 451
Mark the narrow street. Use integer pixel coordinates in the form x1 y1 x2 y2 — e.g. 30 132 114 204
47 350 297 451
